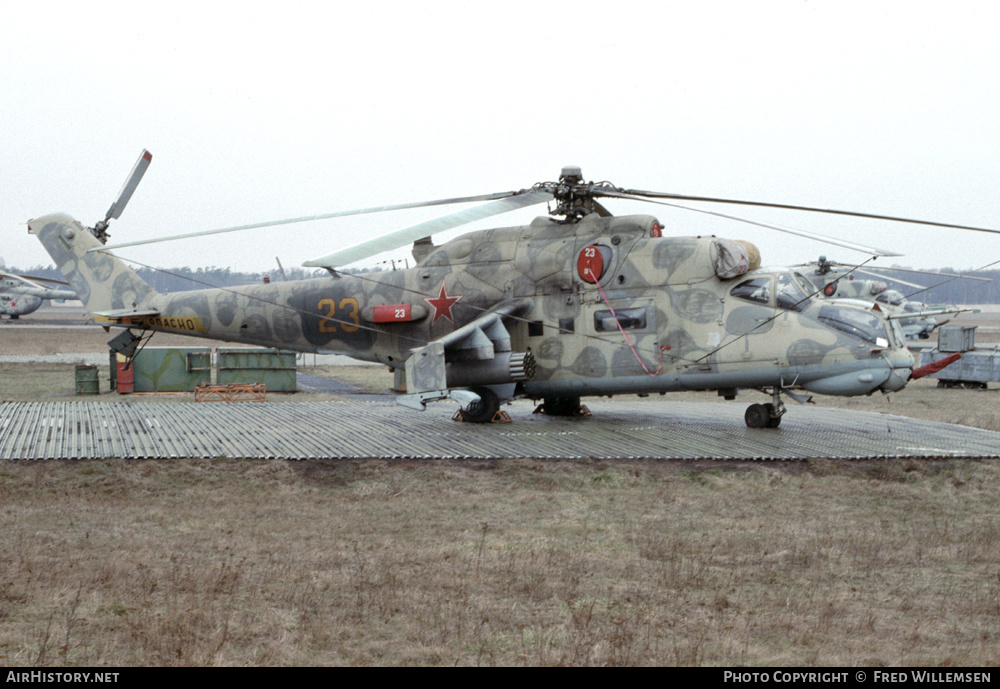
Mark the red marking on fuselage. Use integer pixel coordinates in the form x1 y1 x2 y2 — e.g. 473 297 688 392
424 280 463 324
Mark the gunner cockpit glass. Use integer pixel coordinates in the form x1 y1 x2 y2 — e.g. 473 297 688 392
817 304 890 345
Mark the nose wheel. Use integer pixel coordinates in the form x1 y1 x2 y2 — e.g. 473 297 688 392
744 403 782 428
744 387 787 428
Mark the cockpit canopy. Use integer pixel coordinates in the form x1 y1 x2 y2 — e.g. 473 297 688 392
730 270 897 347
729 271 813 312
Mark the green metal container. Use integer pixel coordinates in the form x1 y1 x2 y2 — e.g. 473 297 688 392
74 365 100 395
217 348 297 392
131 347 212 392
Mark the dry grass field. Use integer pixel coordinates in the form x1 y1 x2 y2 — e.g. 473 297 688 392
1 458 998 667
1 305 999 666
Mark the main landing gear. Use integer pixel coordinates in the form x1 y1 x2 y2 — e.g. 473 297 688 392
533 396 592 417
458 387 501 423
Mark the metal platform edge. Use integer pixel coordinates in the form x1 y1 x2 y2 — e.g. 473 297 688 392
1 400 999 461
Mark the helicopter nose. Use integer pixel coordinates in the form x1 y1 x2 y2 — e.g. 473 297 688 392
879 351 915 392
880 367 911 392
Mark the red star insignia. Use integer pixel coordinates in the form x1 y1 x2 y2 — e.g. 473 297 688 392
424 280 463 325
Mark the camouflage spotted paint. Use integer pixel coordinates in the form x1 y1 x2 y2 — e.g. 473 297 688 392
29 211 914 408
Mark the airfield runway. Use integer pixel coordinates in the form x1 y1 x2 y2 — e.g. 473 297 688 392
1 399 998 461
4 304 1000 461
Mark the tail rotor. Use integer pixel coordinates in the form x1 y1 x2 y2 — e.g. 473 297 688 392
91 149 152 243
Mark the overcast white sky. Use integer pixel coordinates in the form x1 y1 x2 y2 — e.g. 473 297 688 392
2 1 999 276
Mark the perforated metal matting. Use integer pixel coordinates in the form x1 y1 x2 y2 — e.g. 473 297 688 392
1 400 998 461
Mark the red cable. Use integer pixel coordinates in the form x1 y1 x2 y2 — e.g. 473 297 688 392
588 268 663 376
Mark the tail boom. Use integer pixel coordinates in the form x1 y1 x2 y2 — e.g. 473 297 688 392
28 213 157 317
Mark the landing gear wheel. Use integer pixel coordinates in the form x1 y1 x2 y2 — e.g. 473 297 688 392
459 387 501 424
542 396 581 416
745 403 770 429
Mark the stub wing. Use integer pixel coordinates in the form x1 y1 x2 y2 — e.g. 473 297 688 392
398 300 534 411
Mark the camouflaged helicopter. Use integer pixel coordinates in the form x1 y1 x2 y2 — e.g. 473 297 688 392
0 269 77 319
793 256 989 340
28 153 1000 427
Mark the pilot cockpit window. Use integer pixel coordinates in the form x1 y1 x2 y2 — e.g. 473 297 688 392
729 277 771 304
793 271 821 293
776 273 812 311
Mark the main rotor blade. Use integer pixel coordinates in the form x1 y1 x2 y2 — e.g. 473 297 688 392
852 268 927 291
903 258 1000 300
886 308 967 320
842 264 992 282
616 188 1000 235
603 191 902 257
304 190 553 268
0 269 69 289
91 189 529 253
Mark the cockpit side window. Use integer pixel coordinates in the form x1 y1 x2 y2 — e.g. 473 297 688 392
794 272 821 293
776 273 812 311
730 277 771 304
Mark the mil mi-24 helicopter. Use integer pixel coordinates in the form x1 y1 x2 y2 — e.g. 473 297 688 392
0 269 77 319
27 152 1000 427
793 256 990 340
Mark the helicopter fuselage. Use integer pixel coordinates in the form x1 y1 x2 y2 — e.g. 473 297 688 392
31 211 914 412
0 293 43 317
0 277 76 318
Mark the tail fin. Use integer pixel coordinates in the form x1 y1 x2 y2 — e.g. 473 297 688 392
28 213 157 316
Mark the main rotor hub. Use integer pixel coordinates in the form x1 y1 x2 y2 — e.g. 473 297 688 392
560 166 583 183
533 167 621 222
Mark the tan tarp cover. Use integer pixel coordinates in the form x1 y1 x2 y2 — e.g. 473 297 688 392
714 239 761 279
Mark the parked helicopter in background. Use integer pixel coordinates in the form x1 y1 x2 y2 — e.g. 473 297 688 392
793 256 988 339
27 153 1000 427
0 270 77 319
